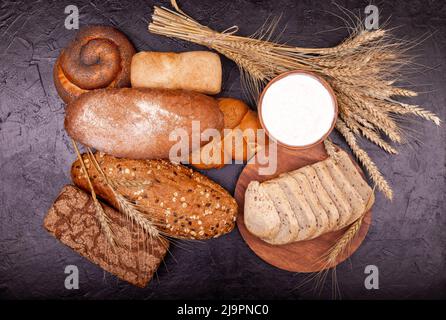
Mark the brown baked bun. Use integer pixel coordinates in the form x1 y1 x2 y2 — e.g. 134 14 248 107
217 97 249 128
190 98 263 169
54 25 135 103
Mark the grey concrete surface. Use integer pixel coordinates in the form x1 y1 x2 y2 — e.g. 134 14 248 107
0 0 445 299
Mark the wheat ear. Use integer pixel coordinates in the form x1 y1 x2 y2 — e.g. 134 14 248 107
85 149 162 240
323 187 376 267
323 139 340 162
71 140 116 247
336 119 393 200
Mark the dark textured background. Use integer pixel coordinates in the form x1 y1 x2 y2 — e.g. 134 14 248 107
0 0 445 300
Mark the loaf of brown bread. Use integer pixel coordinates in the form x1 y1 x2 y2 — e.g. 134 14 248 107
64 88 224 159
44 185 168 287
71 153 238 239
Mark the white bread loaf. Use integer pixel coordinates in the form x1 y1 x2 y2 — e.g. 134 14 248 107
131 51 222 94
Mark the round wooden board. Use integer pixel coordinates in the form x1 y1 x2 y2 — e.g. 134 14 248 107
235 143 372 273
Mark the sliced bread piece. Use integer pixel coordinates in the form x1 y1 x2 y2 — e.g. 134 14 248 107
335 150 373 203
323 159 366 225
261 182 300 245
300 166 340 231
289 172 329 238
244 181 281 239
276 174 317 241
312 161 352 229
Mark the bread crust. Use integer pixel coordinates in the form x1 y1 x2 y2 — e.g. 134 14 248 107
44 185 168 287
64 88 224 159
71 154 238 239
53 25 135 103
131 51 222 95
190 98 263 169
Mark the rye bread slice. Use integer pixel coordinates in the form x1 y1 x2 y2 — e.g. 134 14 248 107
276 174 317 241
261 182 299 245
324 159 366 225
300 166 340 231
289 172 329 238
335 150 373 203
312 161 352 229
244 181 281 239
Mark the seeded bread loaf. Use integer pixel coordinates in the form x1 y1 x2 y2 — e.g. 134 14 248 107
244 149 374 244
71 153 238 239
44 185 168 287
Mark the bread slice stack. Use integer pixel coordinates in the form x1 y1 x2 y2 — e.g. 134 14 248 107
244 149 374 245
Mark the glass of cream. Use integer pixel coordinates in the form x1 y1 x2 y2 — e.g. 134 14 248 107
258 70 338 149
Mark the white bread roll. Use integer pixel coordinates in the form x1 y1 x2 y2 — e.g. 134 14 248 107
131 51 222 94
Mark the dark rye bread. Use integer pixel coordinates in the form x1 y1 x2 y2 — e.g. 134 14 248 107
71 153 238 240
44 185 168 287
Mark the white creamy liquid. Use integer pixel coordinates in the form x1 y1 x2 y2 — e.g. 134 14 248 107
261 73 335 147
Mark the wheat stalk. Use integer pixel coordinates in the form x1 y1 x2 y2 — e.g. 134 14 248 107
84 149 162 240
336 119 393 199
323 138 340 162
322 187 376 267
71 140 116 247
326 217 364 267
149 1 442 200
